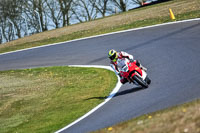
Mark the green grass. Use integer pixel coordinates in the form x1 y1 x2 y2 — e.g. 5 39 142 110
94 99 200 133
0 66 117 133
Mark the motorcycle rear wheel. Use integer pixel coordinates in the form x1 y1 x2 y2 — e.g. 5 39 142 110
133 75 148 88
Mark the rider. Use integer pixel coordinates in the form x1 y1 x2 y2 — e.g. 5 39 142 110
108 49 147 84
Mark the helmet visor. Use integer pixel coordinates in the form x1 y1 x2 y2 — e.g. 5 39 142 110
109 53 116 61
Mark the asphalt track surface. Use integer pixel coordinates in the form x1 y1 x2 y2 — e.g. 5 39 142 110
0 19 200 133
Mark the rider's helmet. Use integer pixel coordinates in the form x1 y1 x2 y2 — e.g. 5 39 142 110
108 49 118 62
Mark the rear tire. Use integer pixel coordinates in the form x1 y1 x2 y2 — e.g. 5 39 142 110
133 75 148 88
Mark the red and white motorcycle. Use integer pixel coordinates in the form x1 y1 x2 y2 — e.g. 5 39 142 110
117 58 151 88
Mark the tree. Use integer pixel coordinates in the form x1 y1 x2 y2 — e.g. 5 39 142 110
45 0 62 28
0 0 25 41
89 0 115 17
58 0 73 26
72 0 98 23
111 0 129 12
33 0 48 31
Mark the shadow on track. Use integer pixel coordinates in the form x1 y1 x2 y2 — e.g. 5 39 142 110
114 86 143 98
84 86 144 100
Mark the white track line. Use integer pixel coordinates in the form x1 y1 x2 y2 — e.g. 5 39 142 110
55 65 122 133
0 18 200 56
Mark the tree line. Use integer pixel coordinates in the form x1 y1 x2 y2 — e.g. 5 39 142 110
0 0 147 44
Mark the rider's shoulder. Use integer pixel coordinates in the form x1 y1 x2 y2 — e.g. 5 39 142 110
119 51 127 56
119 51 126 54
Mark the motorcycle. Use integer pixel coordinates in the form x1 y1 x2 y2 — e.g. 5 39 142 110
117 58 151 88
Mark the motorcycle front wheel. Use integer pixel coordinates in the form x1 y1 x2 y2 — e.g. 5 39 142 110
145 76 151 85
133 75 148 88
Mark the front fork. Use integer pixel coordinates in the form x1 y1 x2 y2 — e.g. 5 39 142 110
129 72 143 84
127 77 132 84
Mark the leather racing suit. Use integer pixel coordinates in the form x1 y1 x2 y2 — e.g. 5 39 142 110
110 51 141 84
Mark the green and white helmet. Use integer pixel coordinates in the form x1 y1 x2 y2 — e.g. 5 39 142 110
108 49 118 62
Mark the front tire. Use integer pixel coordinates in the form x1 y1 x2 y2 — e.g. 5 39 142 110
133 75 148 88
145 76 151 85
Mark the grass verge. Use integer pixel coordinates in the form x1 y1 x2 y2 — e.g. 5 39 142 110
0 0 200 53
0 66 117 133
94 99 200 133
